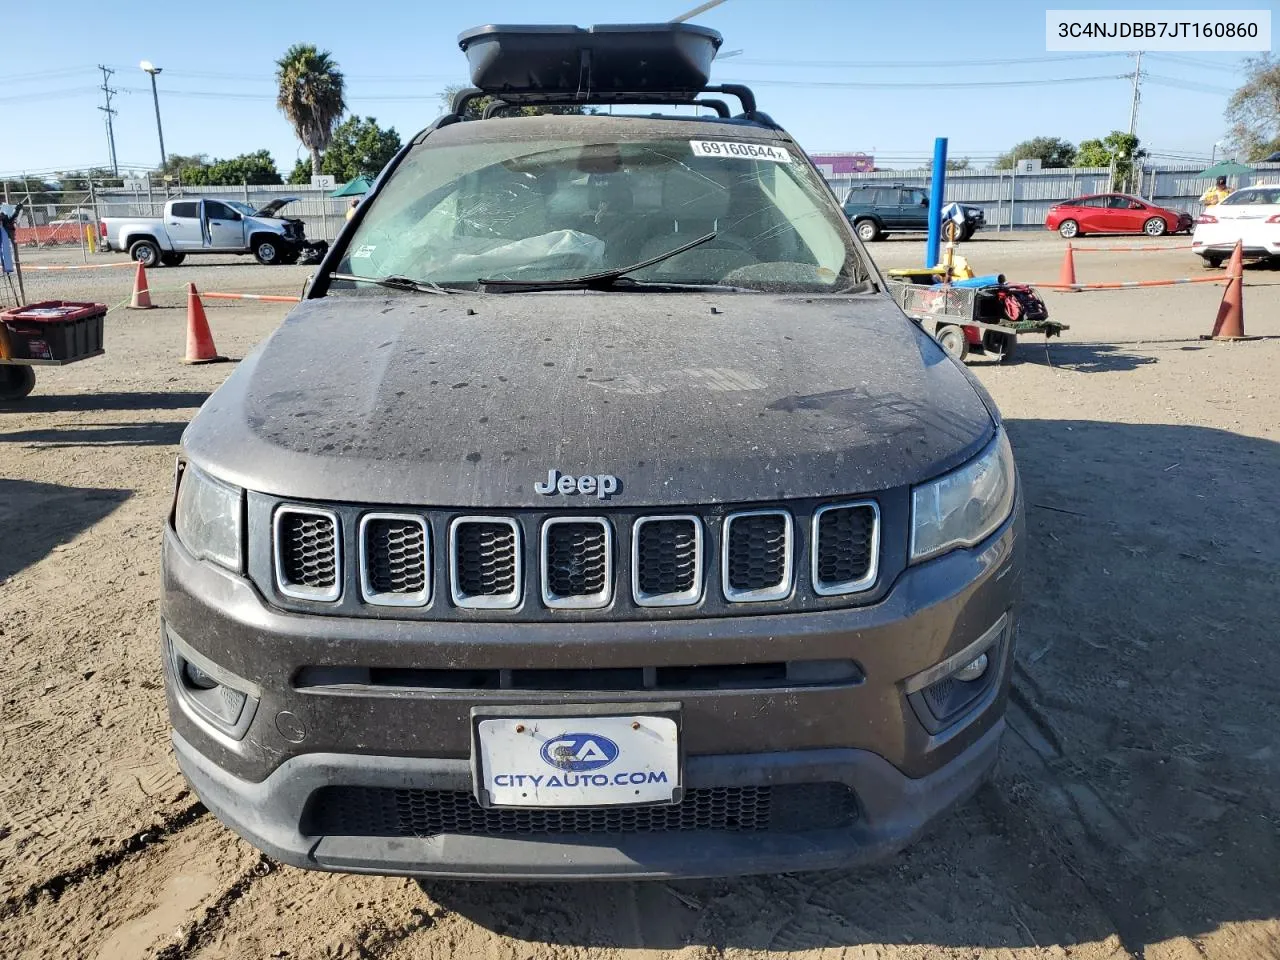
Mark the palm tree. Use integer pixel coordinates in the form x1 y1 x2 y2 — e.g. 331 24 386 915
276 44 347 176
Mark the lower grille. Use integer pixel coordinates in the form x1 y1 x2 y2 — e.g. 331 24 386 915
305 783 857 838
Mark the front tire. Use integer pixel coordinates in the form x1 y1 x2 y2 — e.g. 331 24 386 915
936 324 970 362
855 219 882 243
0 365 36 402
1143 217 1167 237
160 252 186 267
254 239 282 265
1058 220 1079 239
129 239 161 267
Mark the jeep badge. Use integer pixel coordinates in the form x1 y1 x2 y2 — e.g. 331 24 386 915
535 469 620 500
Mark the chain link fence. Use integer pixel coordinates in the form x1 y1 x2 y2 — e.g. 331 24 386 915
5 161 1280 259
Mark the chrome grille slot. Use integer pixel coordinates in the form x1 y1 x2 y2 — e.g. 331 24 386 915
812 502 879 596
722 509 793 602
449 517 521 609
632 515 702 606
359 513 430 606
274 506 340 601
541 518 612 609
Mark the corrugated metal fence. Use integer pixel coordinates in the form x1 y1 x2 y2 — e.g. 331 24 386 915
825 162 1280 229
90 161 1280 239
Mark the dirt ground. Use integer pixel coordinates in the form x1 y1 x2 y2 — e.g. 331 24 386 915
2 236 1278 960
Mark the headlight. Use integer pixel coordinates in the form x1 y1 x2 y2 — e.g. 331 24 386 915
174 462 243 571
910 430 1016 562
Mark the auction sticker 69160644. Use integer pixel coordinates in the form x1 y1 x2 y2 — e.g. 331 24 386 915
691 140 792 162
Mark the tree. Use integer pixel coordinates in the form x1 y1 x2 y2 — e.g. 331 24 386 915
1075 131 1146 188
288 159 312 185
925 156 971 172
159 151 281 186
995 137 1076 169
1226 54 1280 160
318 116 401 181
160 153 209 180
437 84 591 119
276 44 347 175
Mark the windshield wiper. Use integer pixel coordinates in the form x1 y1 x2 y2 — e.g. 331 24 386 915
328 272 455 295
478 231 718 292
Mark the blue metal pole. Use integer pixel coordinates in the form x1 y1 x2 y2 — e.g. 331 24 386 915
925 136 948 268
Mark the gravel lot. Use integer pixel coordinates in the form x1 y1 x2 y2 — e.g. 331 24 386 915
2 235 1278 960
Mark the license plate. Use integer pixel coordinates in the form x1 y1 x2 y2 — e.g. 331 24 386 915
475 714 680 808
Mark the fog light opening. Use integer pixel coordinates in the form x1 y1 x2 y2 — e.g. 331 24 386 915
953 653 988 684
182 658 219 690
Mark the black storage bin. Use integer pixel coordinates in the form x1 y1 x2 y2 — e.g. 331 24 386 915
0 301 106 363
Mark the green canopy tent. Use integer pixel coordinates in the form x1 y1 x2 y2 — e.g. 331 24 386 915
1197 160 1254 180
330 175 374 198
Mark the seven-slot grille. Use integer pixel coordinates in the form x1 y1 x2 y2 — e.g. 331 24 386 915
632 516 702 606
541 518 613 608
359 514 430 606
812 502 879 596
273 507 340 601
271 503 880 611
722 510 793 602
450 517 522 609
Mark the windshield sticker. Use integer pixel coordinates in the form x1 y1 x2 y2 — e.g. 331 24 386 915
352 244 376 259
690 140 792 163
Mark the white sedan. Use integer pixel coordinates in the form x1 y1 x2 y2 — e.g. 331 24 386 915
1192 185 1280 267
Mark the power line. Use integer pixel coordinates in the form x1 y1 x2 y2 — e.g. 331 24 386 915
722 74 1128 90
1144 74 1236 95
1146 53 1245 74
98 65 119 177
0 86 99 104
732 52 1126 69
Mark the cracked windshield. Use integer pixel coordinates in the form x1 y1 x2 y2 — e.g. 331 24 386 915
335 134 867 291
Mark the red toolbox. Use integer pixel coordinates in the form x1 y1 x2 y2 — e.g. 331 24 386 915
0 300 106 364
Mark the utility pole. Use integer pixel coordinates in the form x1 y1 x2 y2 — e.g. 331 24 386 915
97 65 118 177
1128 51 1143 136
1124 51 1143 193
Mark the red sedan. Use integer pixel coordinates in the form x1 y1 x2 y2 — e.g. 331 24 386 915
1045 194 1194 239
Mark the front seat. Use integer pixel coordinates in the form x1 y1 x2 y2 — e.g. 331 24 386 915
636 167 757 279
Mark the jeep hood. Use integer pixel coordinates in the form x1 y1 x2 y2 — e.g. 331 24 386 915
183 293 995 507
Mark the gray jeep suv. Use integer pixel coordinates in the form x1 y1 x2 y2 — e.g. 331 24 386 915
161 23 1022 880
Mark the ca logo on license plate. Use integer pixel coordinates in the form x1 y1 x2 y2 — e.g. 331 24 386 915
540 733 620 772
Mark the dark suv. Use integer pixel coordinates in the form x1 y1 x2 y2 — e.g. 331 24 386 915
843 184 985 242
160 23 1022 880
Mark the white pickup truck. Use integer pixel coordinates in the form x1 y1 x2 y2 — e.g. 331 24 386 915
99 197 327 267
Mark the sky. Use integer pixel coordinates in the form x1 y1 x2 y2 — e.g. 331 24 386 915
0 0 1261 179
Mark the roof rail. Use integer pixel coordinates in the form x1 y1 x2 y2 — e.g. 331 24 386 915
451 84 761 122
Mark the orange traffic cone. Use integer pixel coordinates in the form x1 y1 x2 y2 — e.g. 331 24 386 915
1209 240 1247 340
182 284 229 365
1057 243 1077 292
129 261 154 309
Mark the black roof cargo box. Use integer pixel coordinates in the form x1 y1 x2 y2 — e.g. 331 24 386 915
457 23 723 94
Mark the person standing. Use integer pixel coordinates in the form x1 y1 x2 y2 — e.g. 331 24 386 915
345 198 359 222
